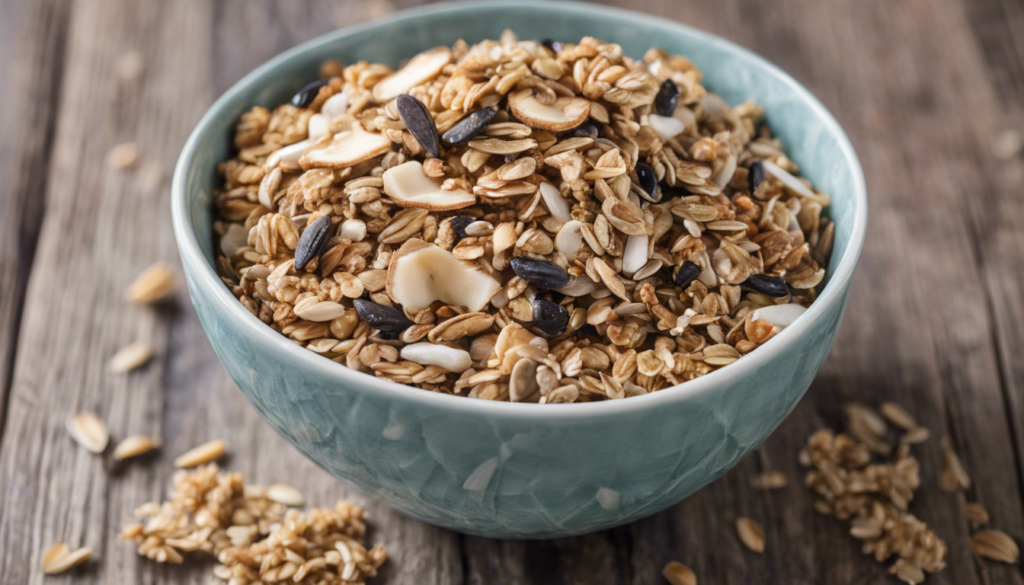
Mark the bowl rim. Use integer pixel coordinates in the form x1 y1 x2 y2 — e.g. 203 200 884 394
171 0 867 419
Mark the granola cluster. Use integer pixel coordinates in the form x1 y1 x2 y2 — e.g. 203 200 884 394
213 31 833 402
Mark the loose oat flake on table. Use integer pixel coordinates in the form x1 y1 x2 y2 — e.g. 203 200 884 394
213 31 833 402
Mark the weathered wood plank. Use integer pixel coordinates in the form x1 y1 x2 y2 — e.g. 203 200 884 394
0 0 72 434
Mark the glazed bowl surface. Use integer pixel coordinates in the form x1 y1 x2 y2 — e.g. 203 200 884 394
171 0 867 538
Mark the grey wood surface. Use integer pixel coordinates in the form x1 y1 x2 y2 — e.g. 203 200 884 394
0 0 1022 583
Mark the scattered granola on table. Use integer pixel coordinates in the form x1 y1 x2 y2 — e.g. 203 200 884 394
120 464 386 584
213 31 834 402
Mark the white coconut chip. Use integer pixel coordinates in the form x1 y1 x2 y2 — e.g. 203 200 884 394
307 114 329 140
265 138 314 170
622 234 649 275
387 239 500 312
300 125 392 170
400 342 472 372
382 161 476 211
753 303 807 328
555 220 584 259
508 88 590 132
538 181 572 222
648 114 685 141
320 91 349 119
762 159 817 199
220 223 249 257
372 47 452 103
338 218 366 242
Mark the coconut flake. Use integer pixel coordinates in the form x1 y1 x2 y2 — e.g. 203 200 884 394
538 181 572 222
300 125 391 170
508 88 590 132
648 114 685 141
307 114 329 140
338 218 366 242
622 234 649 275
320 91 349 119
372 47 452 103
220 223 249 257
382 161 476 210
753 303 807 328
387 239 500 312
557 276 597 297
762 160 817 199
555 220 584 259
266 138 314 170
400 342 472 372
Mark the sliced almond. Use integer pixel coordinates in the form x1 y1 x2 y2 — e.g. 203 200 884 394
386 239 500 312
508 88 590 132
372 47 452 103
400 342 472 372
299 125 391 170
382 160 475 211
67 412 109 453
113 435 160 460
174 439 226 468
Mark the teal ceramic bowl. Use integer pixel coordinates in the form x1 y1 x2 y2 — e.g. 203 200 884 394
172 0 866 538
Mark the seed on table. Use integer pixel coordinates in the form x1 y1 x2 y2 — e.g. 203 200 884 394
510 256 571 289
174 439 226 468
748 160 765 193
736 516 765 553
396 94 440 158
971 529 1019 563
441 107 496 144
532 298 570 337
290 79 327 108
635 161 659 201
449 216 474 244
674 260 701 289
654 79 679 117
662 561 696 585
743 273 789 297
294 215 333 270
353 298 414 333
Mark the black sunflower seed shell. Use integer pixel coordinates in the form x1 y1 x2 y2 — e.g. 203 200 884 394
532 298 570 337
572 120 599 139
396 94 440 158
353 298 414 333
290 79 328 108
674 260 701 289
743 273 789 297
654 79 680 117
449 216 474 244
510 256 571 289
635 162 659 202
748 160 765 194
541 39 563 54
441 107 496 144
294 215 333 270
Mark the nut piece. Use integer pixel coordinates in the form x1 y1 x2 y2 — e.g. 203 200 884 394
387 239 500 312
299 124 392 170
508 88 590 132
372 47 452 103
382 160 476 210
400 342 472 372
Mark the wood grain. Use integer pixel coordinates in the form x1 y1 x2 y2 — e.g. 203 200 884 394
1 0 1023 583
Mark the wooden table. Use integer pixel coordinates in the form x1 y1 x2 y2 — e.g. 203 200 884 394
2 0 1022 583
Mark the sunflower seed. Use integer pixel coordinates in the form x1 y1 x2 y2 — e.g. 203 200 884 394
510 256 570 289
674 260 700 288
963 502 989 525
880 401 918 430
662 561 696 585
294 215 333 270
67 412 109 453
442 107 496 144
42 543 92 575
748 160 765 193
108 341 153 373
397 94 440 158
971 529 1019 563
353 298 414 333
267 484 305 507
635 161 659 201
290 79 327 108
532 298 569 337
174 439 226 468
736 517 765 553
743 273 789 297
653 79 680 117
113 435 160 460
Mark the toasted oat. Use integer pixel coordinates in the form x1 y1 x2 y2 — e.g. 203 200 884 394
962 502 989 525
126 262 175 303
971 529 1019 563
880 402 918 430
108 341 153 373
173 439 226 468
113 435 160 461
662 560 697 585
938 437 970 492
736 517 765 553
212 33 832 402
42 543 92 574
108 142 139 169
751 470 788 490
66 412 109 453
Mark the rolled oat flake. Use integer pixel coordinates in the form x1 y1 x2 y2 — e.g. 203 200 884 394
510 256 571 289
396 94 440 158
294 215 333 270
290 79 327 108
743 273 789 297
532 298 570 337
442 107 496 144
353 298 414 333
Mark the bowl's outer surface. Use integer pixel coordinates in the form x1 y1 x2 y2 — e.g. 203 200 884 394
173 1 866 538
